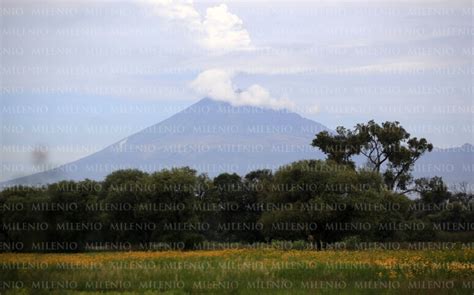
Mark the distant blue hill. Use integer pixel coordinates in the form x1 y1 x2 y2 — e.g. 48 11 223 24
1 98 327 186
2 98 472 187
412 143 473 186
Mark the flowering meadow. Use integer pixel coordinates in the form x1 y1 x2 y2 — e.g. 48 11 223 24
1 248 473 294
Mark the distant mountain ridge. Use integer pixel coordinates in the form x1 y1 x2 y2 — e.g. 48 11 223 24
413 143 474 185
1 98 328 186
2 98 472 187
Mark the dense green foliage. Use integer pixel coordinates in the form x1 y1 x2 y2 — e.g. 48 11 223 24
0 121 472 252
0 161 472 252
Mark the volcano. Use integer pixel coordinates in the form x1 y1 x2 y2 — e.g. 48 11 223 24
3 98 328 185
3 98 472 187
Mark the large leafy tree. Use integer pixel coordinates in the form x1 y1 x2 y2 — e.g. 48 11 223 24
146 167 205 248
259 160 406 246
414 176 451 206
103 169 150 244
311 126 363 168
211 173 253 242
312 120 433 191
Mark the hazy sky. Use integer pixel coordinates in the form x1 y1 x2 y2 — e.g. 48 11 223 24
1 0 472 181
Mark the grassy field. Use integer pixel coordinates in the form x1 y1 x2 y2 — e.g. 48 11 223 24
0 249 473 294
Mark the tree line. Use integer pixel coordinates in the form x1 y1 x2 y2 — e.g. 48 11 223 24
0 121 472 252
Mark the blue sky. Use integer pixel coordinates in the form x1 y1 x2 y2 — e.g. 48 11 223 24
1 0 472 181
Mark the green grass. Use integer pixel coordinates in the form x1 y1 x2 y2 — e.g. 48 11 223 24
0 249 473 294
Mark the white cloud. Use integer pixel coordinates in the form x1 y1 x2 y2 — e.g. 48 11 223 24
190 69 295 110
144 0 251 50
201 4 251 50
145 0 200 27
189 69 235 100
